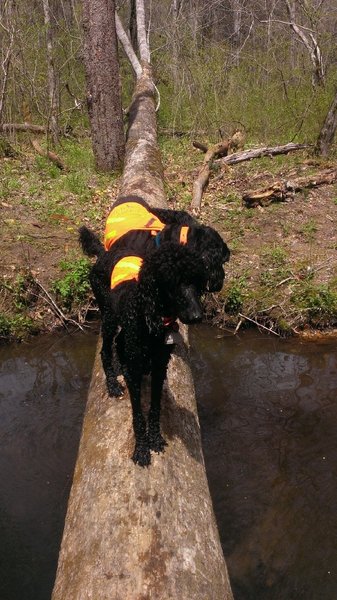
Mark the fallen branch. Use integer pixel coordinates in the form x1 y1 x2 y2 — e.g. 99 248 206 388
0 122 47 133
190 140 229 215
192 140 209 153
238 313 280 336
243 167 337 207
34 278 83 330
31 138 66 170
218 142 310 166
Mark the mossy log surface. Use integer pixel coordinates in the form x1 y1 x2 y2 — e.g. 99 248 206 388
52 63 233 600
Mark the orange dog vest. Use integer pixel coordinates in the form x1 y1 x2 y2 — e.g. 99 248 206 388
104 202 165 251
106 202 189 289
110 256 144 289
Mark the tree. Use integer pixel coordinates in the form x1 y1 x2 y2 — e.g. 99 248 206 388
42 0 60 144
0 0 14 126
82 0 125 171
315 86 337 155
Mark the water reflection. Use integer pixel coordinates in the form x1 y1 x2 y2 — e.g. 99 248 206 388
0 329 97 600
1 326 337 599
190 326 337 600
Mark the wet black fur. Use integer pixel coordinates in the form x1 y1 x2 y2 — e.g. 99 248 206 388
79 196 230 466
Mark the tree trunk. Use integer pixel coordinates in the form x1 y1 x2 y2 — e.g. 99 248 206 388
315 87 337 156
82 0 125 171
52 13 233 600
42 0 60 145
0 0 14 126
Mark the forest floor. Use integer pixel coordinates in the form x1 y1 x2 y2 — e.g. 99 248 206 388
1 136 337 342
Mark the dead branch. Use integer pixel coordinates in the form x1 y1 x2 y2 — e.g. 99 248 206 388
115 12 142 78
31 138 66 170
242 168 337 207
238 313 280 336
34 278 83 330
191 140 230 215
0 122 47 133
219 142 310 166
192 140 209 153
284 0 325 87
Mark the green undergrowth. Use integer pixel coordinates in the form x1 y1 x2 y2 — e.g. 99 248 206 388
51 257 92 312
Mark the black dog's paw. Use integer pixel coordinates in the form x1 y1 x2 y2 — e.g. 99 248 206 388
149 432 167 454
132 444 151 467
107 378 124 398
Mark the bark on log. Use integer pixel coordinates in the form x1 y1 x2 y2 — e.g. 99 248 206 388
52 60 233 600
243 168 337 207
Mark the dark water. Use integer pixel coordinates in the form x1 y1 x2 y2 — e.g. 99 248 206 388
0 326 337 600
190 326 337 600
0 329 97 600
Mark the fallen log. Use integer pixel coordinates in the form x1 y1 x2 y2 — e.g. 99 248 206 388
52 9 233 600
0 122 46 133
191 141 229 215
191 141 310 214
243 168 337 207
219 142 311 166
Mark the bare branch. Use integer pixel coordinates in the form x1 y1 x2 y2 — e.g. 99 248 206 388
259 18 315 33
284 0 325 86
115 12 142 78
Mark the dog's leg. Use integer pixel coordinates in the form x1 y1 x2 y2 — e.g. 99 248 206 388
101 314 124 397
148 345 171 454
124 370 151 467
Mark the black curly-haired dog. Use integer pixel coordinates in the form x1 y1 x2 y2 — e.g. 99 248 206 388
79 196 230 466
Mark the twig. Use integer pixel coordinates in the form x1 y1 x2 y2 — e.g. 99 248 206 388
234 318 243 335
238 313 280 336
34 278 84 330
276 276 297 287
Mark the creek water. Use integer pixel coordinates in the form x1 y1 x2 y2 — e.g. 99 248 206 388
0 329 98 600
189 326 337 600
0 326 336 599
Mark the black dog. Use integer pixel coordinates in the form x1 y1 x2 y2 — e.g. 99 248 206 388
79 196 229 466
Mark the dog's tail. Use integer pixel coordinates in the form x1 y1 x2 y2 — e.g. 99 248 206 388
79 226 105 257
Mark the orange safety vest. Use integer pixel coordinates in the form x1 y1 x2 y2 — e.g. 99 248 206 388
111 256 143 289
104 202 165 251
106 202 189 289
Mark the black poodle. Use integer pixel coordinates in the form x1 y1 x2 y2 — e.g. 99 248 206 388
79 196 230 466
